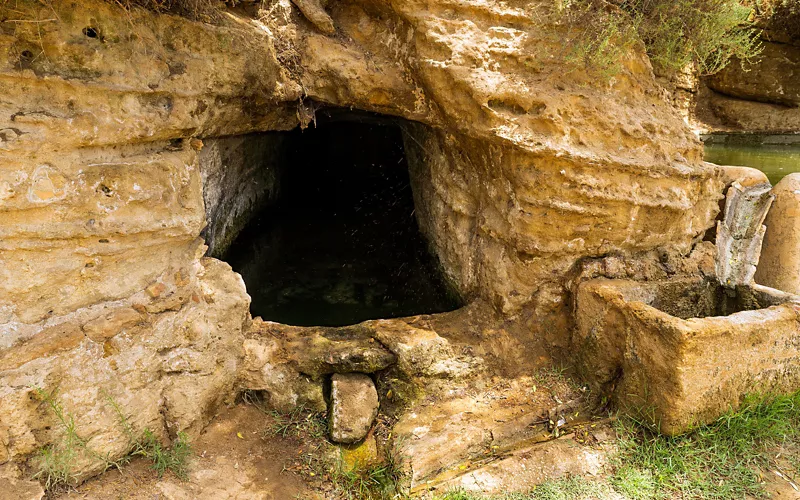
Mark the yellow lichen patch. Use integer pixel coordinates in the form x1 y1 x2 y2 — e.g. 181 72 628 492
338 432 380 473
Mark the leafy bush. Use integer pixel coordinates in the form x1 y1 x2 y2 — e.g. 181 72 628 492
558 0 764 76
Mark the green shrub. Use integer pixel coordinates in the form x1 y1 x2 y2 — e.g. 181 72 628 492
106 392 194 480
136 429 193 479
32 387 124 492
558 0 763 76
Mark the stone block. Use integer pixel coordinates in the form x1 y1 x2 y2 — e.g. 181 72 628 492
329 373 379 444
574 277 800 434
756 173 800 294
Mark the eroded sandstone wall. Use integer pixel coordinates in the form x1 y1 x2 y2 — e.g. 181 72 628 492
0 0 293 478
0 0 725 480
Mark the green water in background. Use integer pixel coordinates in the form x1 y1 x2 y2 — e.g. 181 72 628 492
703 135 800 185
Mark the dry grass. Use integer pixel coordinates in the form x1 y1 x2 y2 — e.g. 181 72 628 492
113 0 228 22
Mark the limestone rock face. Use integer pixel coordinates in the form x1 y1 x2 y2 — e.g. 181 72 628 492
756 173 800 293
694 13 800 133
0 258 250 480
706 43 800 108
280 0 722 313
199 135 284 257
0 0 726 481
329 373 379 444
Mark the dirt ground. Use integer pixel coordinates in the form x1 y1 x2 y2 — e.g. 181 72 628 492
60 404 320 500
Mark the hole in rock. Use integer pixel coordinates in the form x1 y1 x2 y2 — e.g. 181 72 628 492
223 110 462 327
82 27 100 39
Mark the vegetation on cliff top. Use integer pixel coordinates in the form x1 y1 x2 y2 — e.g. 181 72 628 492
559 0 764 76
110 0 764 78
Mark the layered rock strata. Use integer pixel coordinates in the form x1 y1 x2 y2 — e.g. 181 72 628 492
693 5 800 133
0 0 725 483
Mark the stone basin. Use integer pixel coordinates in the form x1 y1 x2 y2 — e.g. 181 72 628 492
574 277 800 434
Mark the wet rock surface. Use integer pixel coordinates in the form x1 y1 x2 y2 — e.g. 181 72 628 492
329 373 379 444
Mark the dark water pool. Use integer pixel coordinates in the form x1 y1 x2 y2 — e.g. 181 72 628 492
223 118 462 327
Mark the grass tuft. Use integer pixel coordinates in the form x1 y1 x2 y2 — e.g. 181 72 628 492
265 404 327 440
105 392 194 480
32 387 124 492
334 460 406 500
135 429 193 480
435 476 613 499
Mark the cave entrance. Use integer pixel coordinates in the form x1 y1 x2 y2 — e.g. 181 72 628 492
222 110 462 327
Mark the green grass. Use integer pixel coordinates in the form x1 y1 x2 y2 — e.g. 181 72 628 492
611 391 800 499
435 476 614 500
32 387 124 491
105 392 194 480
436 392 800 500
135 429 193 480
332 436 408 500
33 387 193 491
334 461 406 500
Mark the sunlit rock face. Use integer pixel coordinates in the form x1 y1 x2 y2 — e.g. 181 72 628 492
693 6 800 133
0 0 722 480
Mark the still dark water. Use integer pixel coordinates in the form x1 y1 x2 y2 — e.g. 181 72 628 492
703 135 800 185
224 120 461 327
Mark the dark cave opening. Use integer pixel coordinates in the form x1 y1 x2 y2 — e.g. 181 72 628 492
222 111 462 327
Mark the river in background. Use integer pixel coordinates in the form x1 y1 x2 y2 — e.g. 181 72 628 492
703 134 800 185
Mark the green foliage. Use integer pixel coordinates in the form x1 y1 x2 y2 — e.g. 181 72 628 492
611 391 800 499
434 476 614 499
558 0 764 76
629 0 763 75
105 392 193 480
334 462 405 500
32 387 124 492
135 429 193 480
332 438 407 500
556 0 641 77
610 466 658 499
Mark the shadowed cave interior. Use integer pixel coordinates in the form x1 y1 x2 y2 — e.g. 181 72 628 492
223 111 462 327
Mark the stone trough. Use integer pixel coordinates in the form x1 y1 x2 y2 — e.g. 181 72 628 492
574 276 800 434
